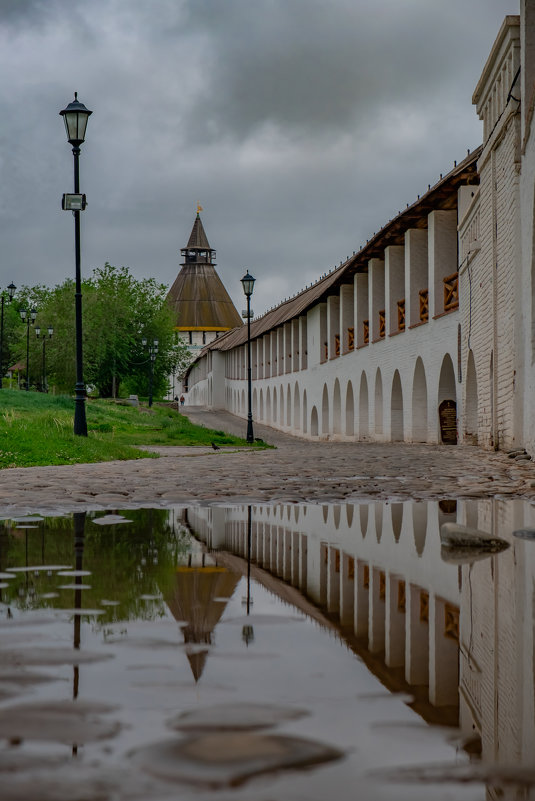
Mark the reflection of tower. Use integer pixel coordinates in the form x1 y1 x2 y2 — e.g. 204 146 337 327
165 553 239 682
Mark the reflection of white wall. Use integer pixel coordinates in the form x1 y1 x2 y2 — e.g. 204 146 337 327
458 499 535 780
184 499 469 711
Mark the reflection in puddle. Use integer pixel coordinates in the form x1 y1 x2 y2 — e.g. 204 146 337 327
0 500 533 799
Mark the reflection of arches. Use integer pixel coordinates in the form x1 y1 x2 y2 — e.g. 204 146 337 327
280 384 284 426
322 505 329 524
412 357 428 442
321 385 329 435
311 405 319 437
391 503 403 543
259 388 264 420
359 504 368 538
286 386 291 427
303 390 308 434
346 504 354 528
391 370 404 441
241 389 246 415
374 369 383 435
266 387 271 422
464 350 478 444
412 503 427 556
345 381 354 436
294 383 301 430
333 506 341 529
273 387 277 422
333 379 342 434
253 388 257 418
359 373 369 438
374 503 383 543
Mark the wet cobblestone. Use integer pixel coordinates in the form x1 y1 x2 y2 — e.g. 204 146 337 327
1 408 535 515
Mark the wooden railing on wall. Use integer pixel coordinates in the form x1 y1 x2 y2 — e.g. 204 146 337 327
397 299 405 331
334 334 340 356
347 327 354 350
419 289 429 322
363 320 369 344
443 272 459 311
323 342 328 361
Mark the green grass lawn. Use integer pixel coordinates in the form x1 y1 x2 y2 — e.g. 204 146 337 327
0 390 258 468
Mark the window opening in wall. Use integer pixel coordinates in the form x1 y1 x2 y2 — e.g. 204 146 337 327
202 331 206 344
188 331 193 344
444 603 459 642
397 300 405 331
397 580 406 612
379 310 386 339
419 290 429 323
420 591 429 622
443 272 459 311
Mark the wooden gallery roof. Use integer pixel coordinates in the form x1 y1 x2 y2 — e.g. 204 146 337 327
187 147 481 364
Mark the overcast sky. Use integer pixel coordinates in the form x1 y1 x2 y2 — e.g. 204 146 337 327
0 0 513 316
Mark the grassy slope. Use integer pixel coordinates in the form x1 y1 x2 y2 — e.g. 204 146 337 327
0 390 254 468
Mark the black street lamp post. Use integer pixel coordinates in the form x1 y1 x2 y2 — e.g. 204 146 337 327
19 308 37 391
60 93 92 436
0 282 16 389
142 338 159 407
35 325 53 392
241 271 255 444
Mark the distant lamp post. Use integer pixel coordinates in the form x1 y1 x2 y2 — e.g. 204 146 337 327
241 271 255 444
60 92 92 436
0 281 16 389
35 325 53 392
142 338 159 407
19 308 37 391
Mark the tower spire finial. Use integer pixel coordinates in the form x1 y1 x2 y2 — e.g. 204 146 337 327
197 202 203 215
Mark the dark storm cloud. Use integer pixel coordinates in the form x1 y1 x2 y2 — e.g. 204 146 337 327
176 0 507 144
0 0 518 314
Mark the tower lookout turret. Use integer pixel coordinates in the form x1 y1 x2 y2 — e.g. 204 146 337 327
166 211 242 359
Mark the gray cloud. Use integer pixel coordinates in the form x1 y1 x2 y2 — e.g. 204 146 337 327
0 0 519 315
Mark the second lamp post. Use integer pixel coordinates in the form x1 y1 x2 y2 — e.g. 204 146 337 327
35 325 53 393
19 308 37 391
142 338 159 407
241 271 255 444
0 282 16 389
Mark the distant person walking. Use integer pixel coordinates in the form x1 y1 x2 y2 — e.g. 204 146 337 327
180 395 185 406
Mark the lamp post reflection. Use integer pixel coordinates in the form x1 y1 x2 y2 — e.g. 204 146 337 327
242 505 254 646
72 512 85 756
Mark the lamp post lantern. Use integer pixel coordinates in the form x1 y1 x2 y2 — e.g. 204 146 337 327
241 271 255 444
60 92 92 436
19 308 37 390
35 325 53 392
0 282 16 389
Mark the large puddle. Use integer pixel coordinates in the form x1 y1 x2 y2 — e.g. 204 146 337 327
1 500 534 800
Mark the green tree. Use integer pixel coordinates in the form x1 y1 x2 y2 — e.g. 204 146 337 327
22 264 189 398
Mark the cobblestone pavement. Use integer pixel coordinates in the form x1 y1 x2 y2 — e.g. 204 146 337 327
1 407 535 516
